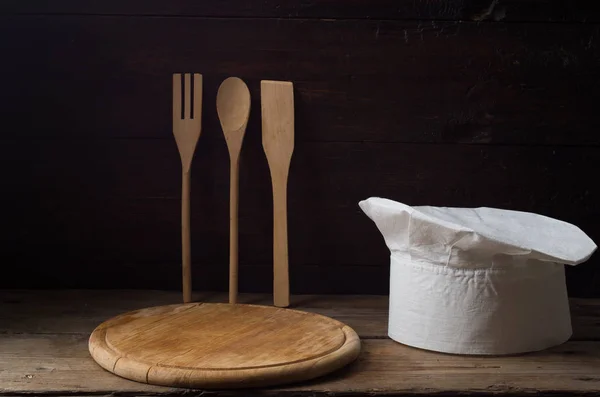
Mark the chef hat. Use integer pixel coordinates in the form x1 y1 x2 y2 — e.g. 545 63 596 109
359 197 597 355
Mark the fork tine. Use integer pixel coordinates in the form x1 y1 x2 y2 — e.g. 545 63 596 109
172 73 181 125
184 73 191 119
193 73 203 122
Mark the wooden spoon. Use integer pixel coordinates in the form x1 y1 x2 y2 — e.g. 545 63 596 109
217 77 251 304
261 80 294 308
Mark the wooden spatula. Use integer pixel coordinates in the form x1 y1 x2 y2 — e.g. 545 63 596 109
217 77 251 304
172 73 203 303
261 80 294 308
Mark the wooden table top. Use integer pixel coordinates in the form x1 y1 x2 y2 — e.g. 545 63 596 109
1 290 599 396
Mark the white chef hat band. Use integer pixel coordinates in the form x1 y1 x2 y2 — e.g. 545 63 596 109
388 254 572 355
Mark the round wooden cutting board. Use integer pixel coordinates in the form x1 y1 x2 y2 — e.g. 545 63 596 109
88 302 361 389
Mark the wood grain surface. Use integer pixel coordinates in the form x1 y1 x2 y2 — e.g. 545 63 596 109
1 290 600 396
5 336 600 396
0 4 599 296
1 17 598 145
0 140 597 295
1 0 598 22
1 290 598 340
89 302 360 388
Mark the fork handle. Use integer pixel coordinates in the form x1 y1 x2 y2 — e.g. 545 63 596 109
182 170 192 303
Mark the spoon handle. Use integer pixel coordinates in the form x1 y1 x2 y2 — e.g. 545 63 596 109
182 170 192 303
229 158 240 304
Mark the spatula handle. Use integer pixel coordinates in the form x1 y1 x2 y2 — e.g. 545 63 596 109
272 177 290 307
182 170 192 303
229 160 239 304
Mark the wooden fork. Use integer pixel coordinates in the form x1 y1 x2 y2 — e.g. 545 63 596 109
172 73 203 303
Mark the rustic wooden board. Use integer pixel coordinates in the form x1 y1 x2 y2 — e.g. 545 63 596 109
0 16 598 145
1 291 598 341
0 291 389 337
2 292 600 395
0 140 598 295
1 13 599 297
1 0 598 22
3 141 599 212
2 334 600 395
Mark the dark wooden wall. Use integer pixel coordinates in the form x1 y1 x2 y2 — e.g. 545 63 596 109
1 1 599 297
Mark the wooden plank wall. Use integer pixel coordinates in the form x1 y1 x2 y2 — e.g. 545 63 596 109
0 0 599 296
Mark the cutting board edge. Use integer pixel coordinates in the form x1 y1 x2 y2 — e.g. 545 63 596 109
88 302 361 389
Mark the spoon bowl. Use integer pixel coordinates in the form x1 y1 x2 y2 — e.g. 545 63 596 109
217 77 251 139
